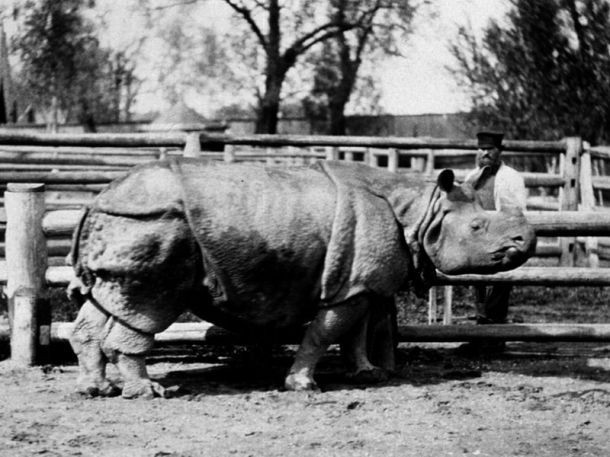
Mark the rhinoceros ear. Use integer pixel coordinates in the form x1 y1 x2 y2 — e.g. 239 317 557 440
437 169 455 193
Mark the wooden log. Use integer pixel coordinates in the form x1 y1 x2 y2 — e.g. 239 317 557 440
398 323 610 342
197 133 566 153
3 321 610 344
42 209 84 236
223 145 235 163
443 286 453 325
4 184 48 365
425 149 435 175
591 175 610 191
0 163 129 171
444 170 564 188
526 211 610 236
45 266 74 285
387 148 399 173
0 170 126 184
428 287 438 324
10 288 39 365
6 237 559 260
37 265 610 288
589 145 610 159
0 238 72 257
535 244 562 257
183 132 202 158
325 147 339 161
411 155 426 172
579 149 599 268
436 267 610 286
560 137 581 266
0 145 170 156
0 131 186 148
17 210 610 240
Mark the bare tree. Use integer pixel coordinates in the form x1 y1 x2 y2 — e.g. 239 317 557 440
305 0 420 135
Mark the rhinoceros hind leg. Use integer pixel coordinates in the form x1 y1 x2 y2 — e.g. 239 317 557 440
70 300 119 397
341 300 391 384
100 321 163 399
285 299 369 391
117 353 166 399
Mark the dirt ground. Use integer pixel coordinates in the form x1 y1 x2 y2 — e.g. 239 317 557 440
0 341 609 457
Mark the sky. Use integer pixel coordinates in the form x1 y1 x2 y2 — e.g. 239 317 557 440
90 0 510 117
0 0 509 117
379 0 509 114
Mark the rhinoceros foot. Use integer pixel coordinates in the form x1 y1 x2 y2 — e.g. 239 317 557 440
76 377 120 398
284 373 320 392
121 379 167 400
345 367 389 384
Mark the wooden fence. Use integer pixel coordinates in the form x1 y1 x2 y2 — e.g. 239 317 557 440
0 131 608 366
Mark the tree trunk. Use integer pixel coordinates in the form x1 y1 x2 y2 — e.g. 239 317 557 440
255 0 282 134
327 67 356 135
328 101 346 135
255 95 281 134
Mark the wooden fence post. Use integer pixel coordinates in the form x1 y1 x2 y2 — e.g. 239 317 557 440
183 132 201 158
425 149 435 175
442 286 453 325
560 137 581 266
387 148 399 173
428 287 437 324
5 183 48 366
579 143 599 268
325 147 339 161
411 155 425 172
368 149 379 167
223 144 235 163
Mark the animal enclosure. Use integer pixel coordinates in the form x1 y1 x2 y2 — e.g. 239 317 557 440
0 131 609 366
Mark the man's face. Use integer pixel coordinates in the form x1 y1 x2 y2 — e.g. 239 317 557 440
477 146 501 168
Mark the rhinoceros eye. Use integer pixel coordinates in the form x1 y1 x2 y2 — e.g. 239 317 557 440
470 218 484 231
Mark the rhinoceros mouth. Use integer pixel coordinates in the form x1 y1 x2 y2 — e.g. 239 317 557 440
491 245 520 262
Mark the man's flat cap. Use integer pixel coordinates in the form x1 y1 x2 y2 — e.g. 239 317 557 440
476 131 504 149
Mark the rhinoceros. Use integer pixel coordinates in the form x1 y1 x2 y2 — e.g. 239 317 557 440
68 158 535 398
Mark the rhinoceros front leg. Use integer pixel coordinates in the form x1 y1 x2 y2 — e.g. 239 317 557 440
341 309 390 385
285 298 369 391
69 300 120 397
365 297 398 373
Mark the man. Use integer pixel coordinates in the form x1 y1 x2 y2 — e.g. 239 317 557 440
464 131 527 351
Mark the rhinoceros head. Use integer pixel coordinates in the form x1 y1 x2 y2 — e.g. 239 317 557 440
418 169 536 275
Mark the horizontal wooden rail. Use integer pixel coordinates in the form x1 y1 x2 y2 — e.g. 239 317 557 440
592 175 610 191
437 267 610 286
589 145 610 159
0 167 567 189
526 211 610 236
37 209 610 238
0 132 186 148
0 131 567 152
22 265 610 287
0 170 127 184
201 133 567 153
1 238 562 260
1 321 609 343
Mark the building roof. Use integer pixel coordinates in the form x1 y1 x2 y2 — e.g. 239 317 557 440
145 100 227 132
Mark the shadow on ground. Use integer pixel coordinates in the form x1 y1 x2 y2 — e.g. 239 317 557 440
142 341 610 398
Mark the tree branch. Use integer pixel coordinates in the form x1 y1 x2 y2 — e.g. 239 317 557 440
223 0 268 48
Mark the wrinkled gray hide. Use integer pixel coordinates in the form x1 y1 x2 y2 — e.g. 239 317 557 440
68 159 536 398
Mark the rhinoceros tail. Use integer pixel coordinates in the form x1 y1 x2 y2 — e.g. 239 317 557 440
67 207 95 304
